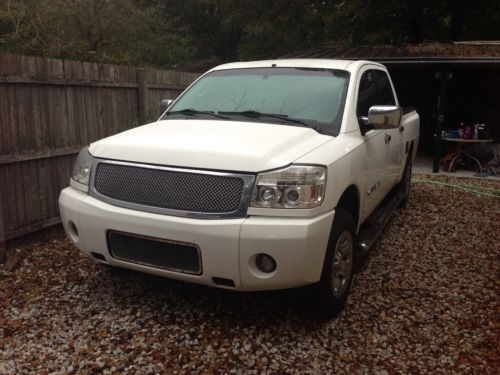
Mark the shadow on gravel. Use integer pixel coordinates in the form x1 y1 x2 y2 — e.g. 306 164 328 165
95 265 335 328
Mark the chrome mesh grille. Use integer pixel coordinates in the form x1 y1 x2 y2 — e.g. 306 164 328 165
94 162 245 214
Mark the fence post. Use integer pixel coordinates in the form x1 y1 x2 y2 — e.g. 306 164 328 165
137 69 150 124
0 196 6 264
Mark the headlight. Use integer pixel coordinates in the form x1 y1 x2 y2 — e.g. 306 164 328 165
71 146 92 190
251 165 326 208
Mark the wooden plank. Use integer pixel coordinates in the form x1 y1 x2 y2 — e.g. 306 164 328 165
0 53 16 75
13 162 27 229
2 164 18 232
37 158 50 227
82 61 91 81
99 63 111 82
73 85 86 146
64 61 77 145
5 216 61 241
96 87 105 138
100 88 110 136
45 85 57 149
21 162 36 226
16 84 31 153
0 76 139 88
90 62 99 81
126 88 139 130
84 87 97 143
52 155 73 218
7 84 18 158
51 57 64 79
0 77 189 90
73 60 84 81
65 85 77 145
111 84 119 134
137 69 150 123
56 86 69 148
109 64 116 82
0 84 11 155
0 167 6 263
20 54 36 80
10 54 22 76
31 82 44 150
29 161 42 226
39 84 53 151
45 157 59 220
0 146 82 164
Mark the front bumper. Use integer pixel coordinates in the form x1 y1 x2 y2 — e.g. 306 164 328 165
59 187 334 291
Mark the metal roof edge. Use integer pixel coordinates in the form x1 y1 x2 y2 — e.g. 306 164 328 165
378 58 500 64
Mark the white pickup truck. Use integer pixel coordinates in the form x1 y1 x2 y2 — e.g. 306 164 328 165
59 59 419 316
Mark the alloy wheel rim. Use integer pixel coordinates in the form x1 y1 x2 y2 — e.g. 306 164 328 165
331 230 354 298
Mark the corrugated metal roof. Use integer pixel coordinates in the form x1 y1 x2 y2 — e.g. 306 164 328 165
280 42 500 63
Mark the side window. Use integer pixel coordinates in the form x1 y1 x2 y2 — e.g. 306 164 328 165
375 70 396 106
356 70 378 117
356 69 396 117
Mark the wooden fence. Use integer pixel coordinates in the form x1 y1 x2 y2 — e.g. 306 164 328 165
0 53 200 253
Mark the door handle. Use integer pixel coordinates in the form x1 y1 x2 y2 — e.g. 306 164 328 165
385 134 392 143
399 125 405 132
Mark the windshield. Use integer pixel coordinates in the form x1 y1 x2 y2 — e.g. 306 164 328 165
163 67 350 136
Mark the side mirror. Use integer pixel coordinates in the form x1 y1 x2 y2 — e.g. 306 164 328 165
160 99 174 114
359 105 402 133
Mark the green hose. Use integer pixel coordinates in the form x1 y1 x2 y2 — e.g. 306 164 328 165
412 177 500 199
432 180 500 193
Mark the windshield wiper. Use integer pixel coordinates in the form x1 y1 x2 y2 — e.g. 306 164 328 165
166 108 229 120
219 110 319 130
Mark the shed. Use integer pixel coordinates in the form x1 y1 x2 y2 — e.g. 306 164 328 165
281 42 500 172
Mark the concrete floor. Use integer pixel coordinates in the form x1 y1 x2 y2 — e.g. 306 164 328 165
414 155 500 181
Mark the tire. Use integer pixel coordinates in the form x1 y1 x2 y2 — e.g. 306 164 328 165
313 208 356 318
398 153 413 208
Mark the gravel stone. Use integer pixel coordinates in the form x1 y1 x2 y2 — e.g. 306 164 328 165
0 174 499 373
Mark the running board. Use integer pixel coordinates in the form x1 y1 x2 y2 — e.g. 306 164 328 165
357 190 405 254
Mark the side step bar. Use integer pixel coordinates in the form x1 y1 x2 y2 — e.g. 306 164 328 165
357 190 405 255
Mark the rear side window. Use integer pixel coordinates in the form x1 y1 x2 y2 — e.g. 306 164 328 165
356 69 396 117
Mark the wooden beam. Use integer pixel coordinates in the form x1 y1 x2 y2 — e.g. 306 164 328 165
148 83 186 90
5 217 61 241
0 146 82 165
0 76 187 91
0 76 138 88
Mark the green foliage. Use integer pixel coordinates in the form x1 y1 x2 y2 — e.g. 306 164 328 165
0 0 196 67
0 0 498 68
326 0 500 44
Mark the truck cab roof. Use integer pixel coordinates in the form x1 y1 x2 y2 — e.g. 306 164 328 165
210 59 386 73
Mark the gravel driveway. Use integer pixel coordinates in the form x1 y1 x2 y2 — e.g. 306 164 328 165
1 174 499 374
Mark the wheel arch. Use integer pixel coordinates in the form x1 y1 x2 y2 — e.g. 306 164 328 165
335 184 360 231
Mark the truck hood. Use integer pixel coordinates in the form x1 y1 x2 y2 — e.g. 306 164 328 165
89 120 332 172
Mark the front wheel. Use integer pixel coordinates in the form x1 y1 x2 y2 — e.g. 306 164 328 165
313 208 356 318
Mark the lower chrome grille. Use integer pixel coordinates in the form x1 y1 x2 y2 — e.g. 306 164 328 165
90 160 255 219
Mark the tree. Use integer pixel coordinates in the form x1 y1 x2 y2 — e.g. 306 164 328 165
0 0 195 67
1 0 498 68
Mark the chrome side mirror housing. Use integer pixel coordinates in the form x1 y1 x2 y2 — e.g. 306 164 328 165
359 105 402 133
160 99 174 114
368 105 402 129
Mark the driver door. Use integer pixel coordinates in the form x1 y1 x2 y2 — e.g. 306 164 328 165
356 68 395 219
